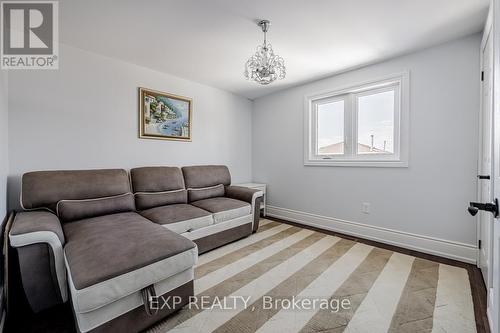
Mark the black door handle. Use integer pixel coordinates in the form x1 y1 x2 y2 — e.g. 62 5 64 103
478 175 490 180
468 198 499 217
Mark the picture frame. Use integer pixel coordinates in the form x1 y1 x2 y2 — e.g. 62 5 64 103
139 87 192 141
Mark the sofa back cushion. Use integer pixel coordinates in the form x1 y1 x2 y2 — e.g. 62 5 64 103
21 169 131 213
135 190 188 211
130 167 185 192
188 184 225 202
182 165 231 189
57 193 135 223
131 167 187 210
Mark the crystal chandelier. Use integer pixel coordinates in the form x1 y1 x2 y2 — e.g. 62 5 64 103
244 20 286 85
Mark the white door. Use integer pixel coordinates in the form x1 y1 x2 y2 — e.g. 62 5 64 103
490 0 500 330
479 23 494 288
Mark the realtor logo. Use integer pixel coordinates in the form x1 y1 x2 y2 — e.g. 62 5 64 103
1 1 58 69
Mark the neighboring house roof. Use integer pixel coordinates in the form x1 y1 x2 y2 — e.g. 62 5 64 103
319 142 389 154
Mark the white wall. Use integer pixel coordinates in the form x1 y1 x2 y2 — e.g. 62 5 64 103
0 71 7 219
7 44 253 209
253 34 481 261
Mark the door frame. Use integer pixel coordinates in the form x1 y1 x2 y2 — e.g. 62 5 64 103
489 0 500 330
477 7 493 286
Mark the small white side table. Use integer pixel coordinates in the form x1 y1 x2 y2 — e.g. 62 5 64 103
235 183 267 216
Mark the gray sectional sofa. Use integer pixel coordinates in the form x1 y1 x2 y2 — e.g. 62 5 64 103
8 165 263 333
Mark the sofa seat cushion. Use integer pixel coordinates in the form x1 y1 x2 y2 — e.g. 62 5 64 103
140 204 213 234
191 197 251 223
63 212 197 313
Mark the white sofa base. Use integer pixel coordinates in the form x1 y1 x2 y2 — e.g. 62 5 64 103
74 268 194 332
181 214 253 241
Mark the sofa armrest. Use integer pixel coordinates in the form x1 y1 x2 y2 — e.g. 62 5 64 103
225 186 263 232
10 211 65 246
225 186 263 204
9 211 68 307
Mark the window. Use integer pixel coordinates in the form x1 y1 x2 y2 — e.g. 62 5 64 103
304 73 409 167
357 89 395 155
317 99 344 155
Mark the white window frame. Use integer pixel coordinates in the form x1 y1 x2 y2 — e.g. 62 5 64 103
304 72 410 167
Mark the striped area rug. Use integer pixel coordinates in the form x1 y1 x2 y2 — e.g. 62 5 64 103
147 219 477 333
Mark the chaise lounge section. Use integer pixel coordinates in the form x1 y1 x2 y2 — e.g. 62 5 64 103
10 169 197 332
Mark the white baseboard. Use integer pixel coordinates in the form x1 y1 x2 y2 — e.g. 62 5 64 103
267 205 477 264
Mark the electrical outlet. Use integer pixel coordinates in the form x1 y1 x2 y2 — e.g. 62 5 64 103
362 202 370 214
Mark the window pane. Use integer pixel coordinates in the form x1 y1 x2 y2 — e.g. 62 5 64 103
357 90 394 154
317 100 344 155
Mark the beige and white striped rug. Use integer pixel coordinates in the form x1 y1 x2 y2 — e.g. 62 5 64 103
148 219 477 333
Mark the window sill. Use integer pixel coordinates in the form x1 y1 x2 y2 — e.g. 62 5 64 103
304 159 408 168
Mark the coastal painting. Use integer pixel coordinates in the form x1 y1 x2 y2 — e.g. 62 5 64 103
139 87 192 141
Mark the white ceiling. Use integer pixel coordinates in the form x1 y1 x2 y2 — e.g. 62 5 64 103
60 0 489 100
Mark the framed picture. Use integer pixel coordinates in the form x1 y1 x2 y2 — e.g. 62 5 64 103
139 87 192 141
